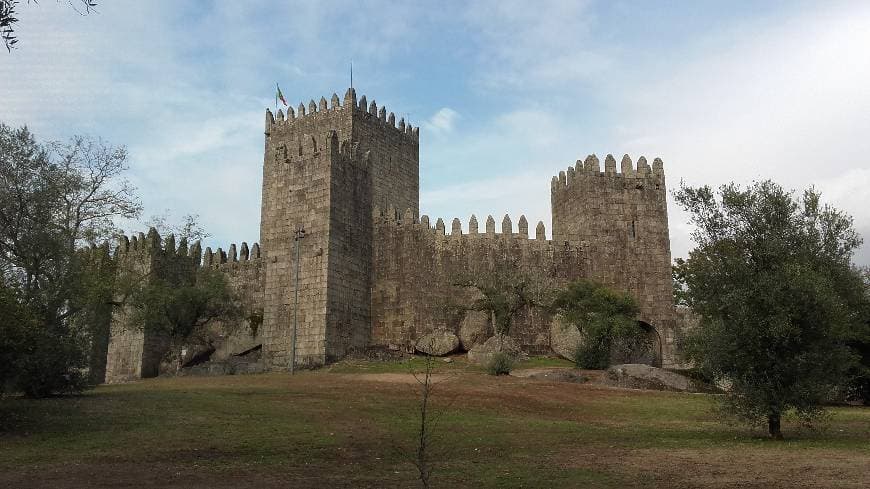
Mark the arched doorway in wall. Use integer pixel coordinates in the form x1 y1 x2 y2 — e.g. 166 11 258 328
611 321 662 367
635 321 662 367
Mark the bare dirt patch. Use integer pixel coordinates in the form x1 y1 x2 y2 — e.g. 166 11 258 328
562 446 870 489
340 372 453 385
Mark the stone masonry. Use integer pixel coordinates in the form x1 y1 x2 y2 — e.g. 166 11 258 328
103 87 676 382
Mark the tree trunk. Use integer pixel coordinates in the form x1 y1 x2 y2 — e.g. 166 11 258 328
767 412 783 440
176 346 184 375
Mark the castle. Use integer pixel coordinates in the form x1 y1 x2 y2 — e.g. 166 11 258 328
103 88 676 383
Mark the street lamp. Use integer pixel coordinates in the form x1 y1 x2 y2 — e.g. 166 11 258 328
290 225 305 374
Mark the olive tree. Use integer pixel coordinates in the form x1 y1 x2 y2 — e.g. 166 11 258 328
674 180 867 438
453 265 553 339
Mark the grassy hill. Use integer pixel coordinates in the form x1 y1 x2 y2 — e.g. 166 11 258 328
1 360 868 488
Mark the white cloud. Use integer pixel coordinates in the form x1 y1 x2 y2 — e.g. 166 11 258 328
432 1 870 265
422 171 550 235
423 108 459 136
462 0 609 89
612 3 870 263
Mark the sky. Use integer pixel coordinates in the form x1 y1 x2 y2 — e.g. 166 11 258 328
2 0 869 265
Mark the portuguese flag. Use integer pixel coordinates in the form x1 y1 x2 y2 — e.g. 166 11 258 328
276 84 288 107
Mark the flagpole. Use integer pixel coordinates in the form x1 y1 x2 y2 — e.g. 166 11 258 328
350 61 353 89
275 83 278 112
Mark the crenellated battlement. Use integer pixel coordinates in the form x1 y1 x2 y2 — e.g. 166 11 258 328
113 228 202 261
551 154 665 194
81 240 113 260
112 228 264 272
372 207 558 245
202 241 262 269
265 88 419 142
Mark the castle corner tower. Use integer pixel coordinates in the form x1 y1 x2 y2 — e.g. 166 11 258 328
550 154 675 366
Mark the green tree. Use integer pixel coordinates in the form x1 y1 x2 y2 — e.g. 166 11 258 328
144 210 212 242
0 282 32 395
124 265 244 372
674 180 866 438
844 268 870 405
551 280 645 369
0 123 140 395
71 242 117 383
454 267 551 339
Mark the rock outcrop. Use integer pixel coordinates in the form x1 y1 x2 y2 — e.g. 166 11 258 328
415 330 460 356
603 364 709 392
467 335 527 365
549 313 584 361
459 310 491 351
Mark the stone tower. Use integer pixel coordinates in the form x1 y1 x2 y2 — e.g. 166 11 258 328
258 88 419 368
551 154 675 365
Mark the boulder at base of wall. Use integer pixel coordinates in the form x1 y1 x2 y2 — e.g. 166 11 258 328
467 335 527 365
459 310 491 350
550 313 584 361
415 330 460 356
604 364 708 392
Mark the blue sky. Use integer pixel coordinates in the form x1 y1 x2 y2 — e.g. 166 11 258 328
2 0 869 265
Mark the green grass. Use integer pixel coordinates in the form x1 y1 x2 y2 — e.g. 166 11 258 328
1 366 868 488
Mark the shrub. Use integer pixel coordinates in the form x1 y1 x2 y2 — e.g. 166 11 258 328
552 280 650 369
0 286 30 395
13 325 90 397
573 338 610 369
0 286 90 397
487 353 514 376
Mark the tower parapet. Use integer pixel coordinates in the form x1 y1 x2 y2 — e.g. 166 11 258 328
202 240 262 268
265 88 419 143
551 153 665 197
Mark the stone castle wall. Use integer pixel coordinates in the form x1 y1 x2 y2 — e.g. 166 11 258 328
371 210 587 353
203 243 266 361
75 243 116 384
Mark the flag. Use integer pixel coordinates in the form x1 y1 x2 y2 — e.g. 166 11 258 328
276 84 288 107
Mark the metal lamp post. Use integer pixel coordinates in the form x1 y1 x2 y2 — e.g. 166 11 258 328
290 226 305 374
